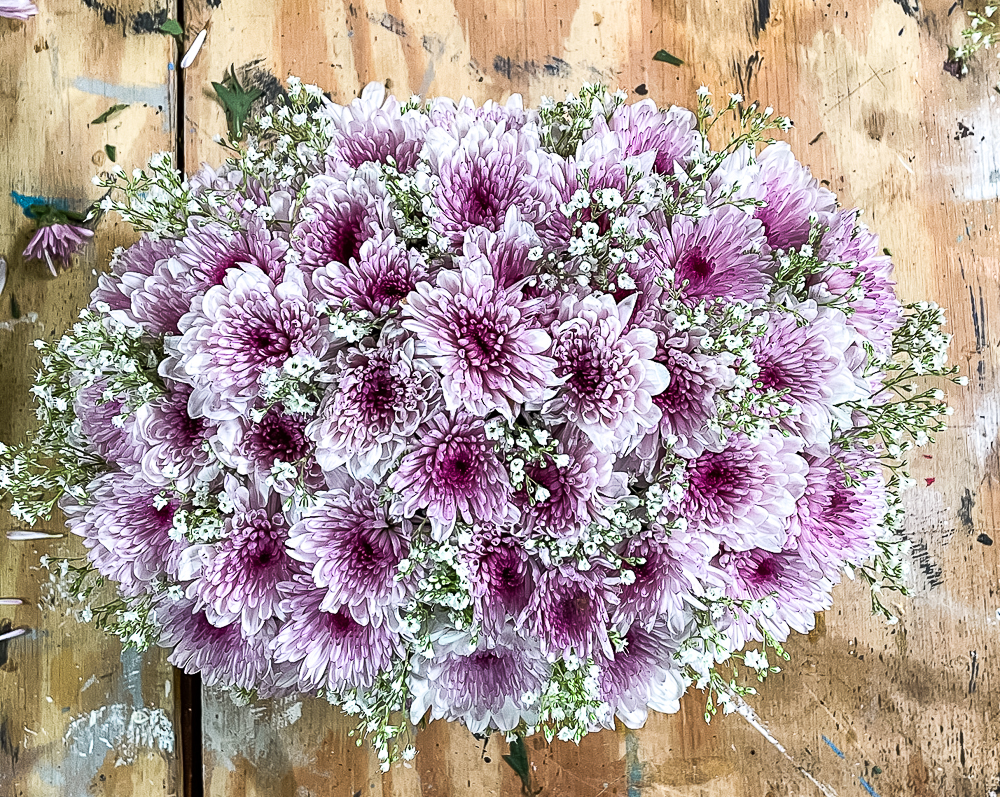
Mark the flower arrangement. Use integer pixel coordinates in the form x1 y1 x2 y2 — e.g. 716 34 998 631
0 80 960 766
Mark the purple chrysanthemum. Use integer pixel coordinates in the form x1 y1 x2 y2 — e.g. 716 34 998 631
408 629 550 734
292 171 393 278
170 264 329 420
594 620 686 730
591 100 700 176
544 293 669 452
63 473 184 597
324 82 429 172
388 412 517 540
512 428 625 540
308 331 440 479
189 490 295 635
640 206 770 306
311 229 429 318
788 444 885 578
810 209 904 360
751 302 864 448
461 526 534 640
426 122 558 247
526 564 617 660
750 142 836 251
155 596 275 692
175 218 288 290
213 403 323 495
272 574 402 693
117 253 194 336
133 380 219 490
635 319 732 461
74 380 142 467
287 478 413 625
462 210 543 289
716 546 832 648
402 255 555 419
94 236 179 315
677 430 808 552
23 223 93 276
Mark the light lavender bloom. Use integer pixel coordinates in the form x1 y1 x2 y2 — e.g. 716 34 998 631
0 1 37 21
526 564 617 660
93 235 179 314
461 526 534 641
308 331 440 480
287 478 413 625
272 573 402 693
545 293 669 453
388 412 517 540
408 629 550 735
23 223 92 276
591 100 700 176
175 217 288 290
74 380 142 468
170 264 329 420
402 255 555 420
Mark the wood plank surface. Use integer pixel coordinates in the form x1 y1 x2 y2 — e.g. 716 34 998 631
0 1 180 795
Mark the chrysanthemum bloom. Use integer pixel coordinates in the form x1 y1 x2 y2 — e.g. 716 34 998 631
425 121 558 247
594 620 687 730
614 526 722 629
527 564 617 660
213 403 323 495
323 81 430 172
640 206 770 306
635 319 733 462
715 546 832 648
311 230 429 318
117 253 195 336
751 301 864 449
0 0 38 20
589 100 700 176
23 222 93 276
810 209 904 360
287 478 413 625
512 428 625 541
292 169 393 277
788 444 885 578
63 473 184 597
388 411 518 540
461 525 535 639
402 255 555 419
133 380 219 491
272 574 402 693
408 629 550 735
749 142 836 251
462 209 543 289
170 264 329 420
189 490 295 635
74 380 142 467
154 596 275 692
94 236 179 314
175 217 288 290
544 293 669 453
676 430 808 552
308 331 440 479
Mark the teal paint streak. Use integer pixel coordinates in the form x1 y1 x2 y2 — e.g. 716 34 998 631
625 732 642 797
859 777 881 797
822 735 845 759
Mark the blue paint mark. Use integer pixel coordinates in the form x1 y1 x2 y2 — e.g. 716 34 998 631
168 62 175 71
859 777 881 797
10 191 68 217
625 732 642 797
822 735 845 759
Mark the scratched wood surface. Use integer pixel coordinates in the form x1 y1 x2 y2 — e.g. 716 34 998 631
0 2 181 796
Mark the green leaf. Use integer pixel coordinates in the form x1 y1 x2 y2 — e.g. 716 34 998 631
104 144 117 162
501 736 533 796
10 294 21 320
652 49 684 66
212 65 263 142
91 103 130 125
159 18 183 37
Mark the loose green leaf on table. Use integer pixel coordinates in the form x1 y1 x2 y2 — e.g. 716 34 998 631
212 65 263 142
159 18 183 38
91 103 130 125
104 145 116 162
653 49 684 66
502 736 534 796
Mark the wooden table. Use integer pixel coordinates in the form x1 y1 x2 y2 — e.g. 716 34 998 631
1 0 997 794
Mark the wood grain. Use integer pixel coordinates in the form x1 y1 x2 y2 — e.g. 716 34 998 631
0 1 179 795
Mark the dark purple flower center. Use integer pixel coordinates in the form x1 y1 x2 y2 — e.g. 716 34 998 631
321 208 366 266
322 608 363 638
246 322 292 357
252 407 310 462
356 363 400 412
206 251 246 285
552 590 592 634
225 511 288 573
434 441 478 488
373 274 412 307
690 453 740 496
756 361 787 391
677 249 714 284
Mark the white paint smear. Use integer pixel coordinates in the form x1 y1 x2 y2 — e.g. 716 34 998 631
63 704 174 766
